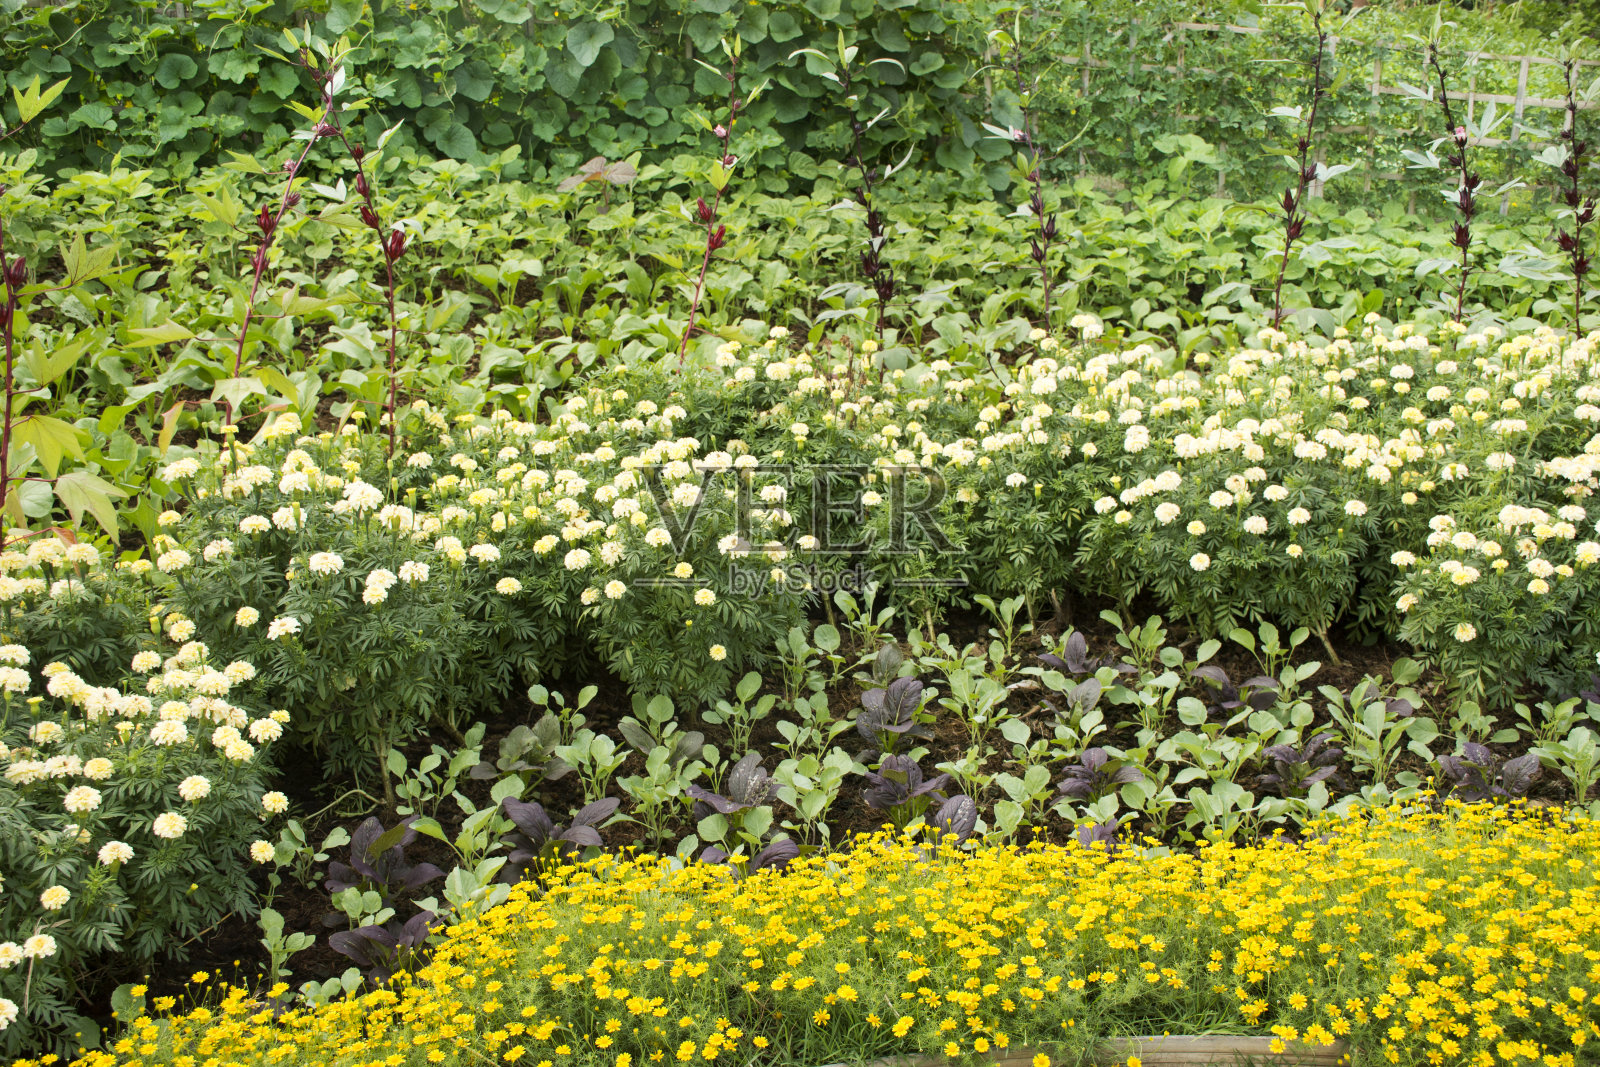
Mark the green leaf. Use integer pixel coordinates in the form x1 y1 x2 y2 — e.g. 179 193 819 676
432 122 478 160
54 471 127 536
154 53 200 90
567 22 615 68
13 76 69 124
23 335 86 389
127 322 196 348
195 185 241 228
210 376 268 413
12 415 84 478
60 235 116 285
325 0 366 34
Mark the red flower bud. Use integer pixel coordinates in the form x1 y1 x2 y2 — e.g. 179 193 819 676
708 224 726 252
385 230 407 261
285 192 302 209
360 205 382 230
5 256 25 288
256 205 276 236
350 144 365 161
355 173 370 198
697 197 713 224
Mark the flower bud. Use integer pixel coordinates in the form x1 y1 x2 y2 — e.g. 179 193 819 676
360 205 382 230
697 197 713 224
350 144 365 161
355 173 369 198
285 192 302 209
5 256 24 289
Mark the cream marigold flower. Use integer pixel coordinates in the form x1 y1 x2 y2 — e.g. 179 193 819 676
496 577 523 596
307 552 344 576
249 840 275 864
1454 622 1478 643
261 791 289 815
178 775 211 802
1287 507 1311 525
694 588 717 606
709 645 727 661
266 616 301 640
63 785 101 814
152 812 188 839
1189 553 1211 572
604 580 626 600
22 934 56 959
98 841 133 866
83 757 113 780
234 606 260 628
39 885 70 910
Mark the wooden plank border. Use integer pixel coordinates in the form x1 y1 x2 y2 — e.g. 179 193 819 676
820 1038 1351 1067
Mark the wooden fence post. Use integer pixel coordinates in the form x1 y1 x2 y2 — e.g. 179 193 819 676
1502 55 1531 215
1363 53 1383 193
1078 41 1092 177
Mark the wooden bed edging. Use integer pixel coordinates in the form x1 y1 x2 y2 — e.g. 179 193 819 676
822 1037 1351 1067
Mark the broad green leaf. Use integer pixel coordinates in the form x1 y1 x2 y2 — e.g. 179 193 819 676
325 0 366 34
54 470 127 535
13 76 69 124
567 22 614 68
211 377 268 413
196 185 242 228
61 235 117 285
127 322 196 348
23 335 87 388
11 415 84 478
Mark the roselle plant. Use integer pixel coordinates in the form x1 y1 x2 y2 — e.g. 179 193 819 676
678 39 765 364
1268 1 1330 330
1552 56 1598 334
984 11 1073 330
790 34 910 344
0 77 124 535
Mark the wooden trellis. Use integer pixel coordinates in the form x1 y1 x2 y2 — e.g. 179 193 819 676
1056 21 1599 209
